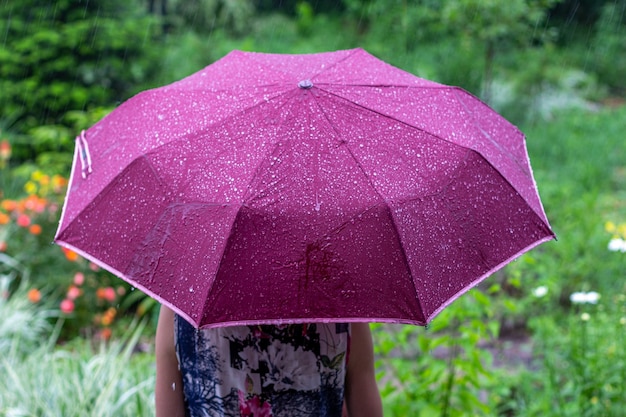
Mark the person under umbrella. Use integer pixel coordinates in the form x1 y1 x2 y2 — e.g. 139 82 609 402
54 48 554 417
156 306 383 417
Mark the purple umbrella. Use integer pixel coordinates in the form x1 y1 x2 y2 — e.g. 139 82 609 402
55 48 554 328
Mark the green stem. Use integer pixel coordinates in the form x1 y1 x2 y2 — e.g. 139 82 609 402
441 342 459 417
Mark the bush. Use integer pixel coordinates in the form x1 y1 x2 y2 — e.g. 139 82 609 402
589 2 626 94
0 139 154 341
0 0 161 162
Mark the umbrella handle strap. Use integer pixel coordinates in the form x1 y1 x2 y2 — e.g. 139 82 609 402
76 130 93 178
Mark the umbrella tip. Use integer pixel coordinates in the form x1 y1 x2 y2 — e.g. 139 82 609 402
298 79 314 89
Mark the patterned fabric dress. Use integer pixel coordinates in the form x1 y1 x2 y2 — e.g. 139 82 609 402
175 316 351 417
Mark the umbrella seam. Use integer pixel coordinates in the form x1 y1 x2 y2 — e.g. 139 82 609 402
317 85 552 227
239 93 303 206
452 88 530 170
196 207 244 326
55 154 175 249
140 89 294 161
316 85 470 148
194 84 303 323
310 93 426 321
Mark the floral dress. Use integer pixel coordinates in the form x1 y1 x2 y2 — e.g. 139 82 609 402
175 316 350 417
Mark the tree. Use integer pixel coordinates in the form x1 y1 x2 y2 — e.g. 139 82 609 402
341 0 563 102
441 0 563 102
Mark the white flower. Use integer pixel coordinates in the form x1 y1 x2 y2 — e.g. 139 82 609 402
532 286 548 298
581 313 591 321
608 238 626 253
570 291 601 304
261 340 319 391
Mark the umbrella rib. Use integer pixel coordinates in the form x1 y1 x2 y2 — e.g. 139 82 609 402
317 85 463 147
308 92 424 314
141 89 295 161
308 95 425 317
449 89 554 224
450 89 532 179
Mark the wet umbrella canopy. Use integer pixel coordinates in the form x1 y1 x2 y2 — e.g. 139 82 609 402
55 48 555 328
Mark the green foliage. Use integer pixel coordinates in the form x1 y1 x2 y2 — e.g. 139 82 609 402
0 318 154 417
0 274 60 356
500 304 626 416
0 0 160 161
341 0 564 101
0 149 154 341
501 106 626 321
165 0 255 36
588 2 626 94
374 289 506 416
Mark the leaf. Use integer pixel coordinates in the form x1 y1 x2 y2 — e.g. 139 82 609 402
321 352 345 369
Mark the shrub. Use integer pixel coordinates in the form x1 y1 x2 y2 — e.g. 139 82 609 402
0 0 161 164
0 139 151 340
589 2 626 94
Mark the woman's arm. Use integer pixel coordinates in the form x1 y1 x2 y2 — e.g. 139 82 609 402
344 323 383 417
155 305 186 417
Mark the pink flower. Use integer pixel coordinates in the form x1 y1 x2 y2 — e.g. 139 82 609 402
73 272 85 286
60 299 75 314
67 285 81 300
238 391 272 417
16 214 31 227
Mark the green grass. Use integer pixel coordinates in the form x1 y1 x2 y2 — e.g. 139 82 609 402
0 277 155 417
0 327 155 417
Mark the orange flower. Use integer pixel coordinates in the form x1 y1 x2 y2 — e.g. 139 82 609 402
97 287 116 302
29 224 42 235
101 307 117 326
52 175 68 192
0 140 10 160
62 247 79 262
0 241 6 252
27 288 42 303
16 214 31 227
60 299 75 314
1 200 18 212
99 327 112 341
0 212 9 225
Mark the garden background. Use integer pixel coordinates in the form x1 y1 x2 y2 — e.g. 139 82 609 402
1 0 625 416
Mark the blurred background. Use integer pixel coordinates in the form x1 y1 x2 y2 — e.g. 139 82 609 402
0 1 625 416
